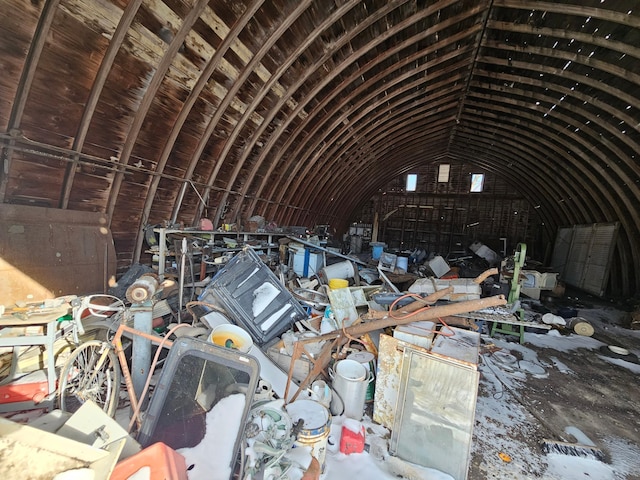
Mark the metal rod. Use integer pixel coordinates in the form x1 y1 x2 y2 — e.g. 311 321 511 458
132 306 153 408
286 235 368 266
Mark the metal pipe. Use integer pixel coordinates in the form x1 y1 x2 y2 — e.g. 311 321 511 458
350 294 506 336
286 235 368 266
131 304 153 408
125 274 160 411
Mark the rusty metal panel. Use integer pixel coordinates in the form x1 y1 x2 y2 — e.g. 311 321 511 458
372 333 431 430
0 205 117 305
372 333 402 429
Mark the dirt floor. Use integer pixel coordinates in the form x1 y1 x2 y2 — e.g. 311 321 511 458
469 291 640 480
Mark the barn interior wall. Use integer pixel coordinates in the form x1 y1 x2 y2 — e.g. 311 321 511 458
352 163 544 261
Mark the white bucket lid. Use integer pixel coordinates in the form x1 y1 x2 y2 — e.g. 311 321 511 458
347 351 375 365
286 399 330 430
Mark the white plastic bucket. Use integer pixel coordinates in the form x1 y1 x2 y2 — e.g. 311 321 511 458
347 351 376 403
321 260 355 281
286 400 332 473
208 324 253 353
330 359 373 420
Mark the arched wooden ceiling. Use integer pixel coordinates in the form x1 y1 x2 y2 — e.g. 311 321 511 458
0 0 638 294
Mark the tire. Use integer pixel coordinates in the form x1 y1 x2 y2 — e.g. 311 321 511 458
58 340 121 417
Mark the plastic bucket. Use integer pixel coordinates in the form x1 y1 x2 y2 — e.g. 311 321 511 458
371 244 384 260
330 359 373 420
321 260 355 281
208 324 253 353
328 278 349 290
347 351 376 403
286 400 332 473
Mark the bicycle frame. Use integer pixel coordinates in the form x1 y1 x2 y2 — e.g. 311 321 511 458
110 323 196 432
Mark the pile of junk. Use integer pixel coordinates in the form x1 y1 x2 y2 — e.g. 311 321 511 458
0 238 553 480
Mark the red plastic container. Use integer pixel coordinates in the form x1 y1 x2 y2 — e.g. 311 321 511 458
340 422 366 455
0 371 49 404
110 442 188 480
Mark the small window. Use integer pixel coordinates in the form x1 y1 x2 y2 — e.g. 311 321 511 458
406 174 417 192
470 173 484 192
438 164 450 182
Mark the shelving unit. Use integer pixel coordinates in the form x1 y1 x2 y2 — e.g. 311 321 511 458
152 228 286 280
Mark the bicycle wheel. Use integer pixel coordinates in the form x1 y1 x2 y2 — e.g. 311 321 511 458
58 340 121 417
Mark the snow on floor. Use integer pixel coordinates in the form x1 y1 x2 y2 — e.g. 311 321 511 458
597 355 640 374
474 327 640 480
323 415 455 480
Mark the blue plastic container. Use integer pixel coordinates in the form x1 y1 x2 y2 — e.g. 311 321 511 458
371 243 385 260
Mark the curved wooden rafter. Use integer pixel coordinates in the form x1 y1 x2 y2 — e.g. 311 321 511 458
204 0 420 226
60 0 143 209
250 5 486 221
105 0 212 221
131 0 268 261
0 0 61 201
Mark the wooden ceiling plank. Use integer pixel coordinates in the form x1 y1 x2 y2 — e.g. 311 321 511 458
268 39 476 208
0 0 61 201
262 9 483 214
482 39 640 85
281 49 480 211
468 76 640 189
60 0 143 210
470 59 640 186
460 96 639 229
472 68 640 145
453 123 592 223
253 10 484 219
295 106 459 222
207 0 411 227
211 0 470 224
132 0 267 263
290 90 465 214
183 0 364 226
183 0 317 228
493 1 640 29
104 0 212 221
488 20 640 61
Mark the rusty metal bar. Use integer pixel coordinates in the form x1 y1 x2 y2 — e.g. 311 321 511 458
112 323 175 431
